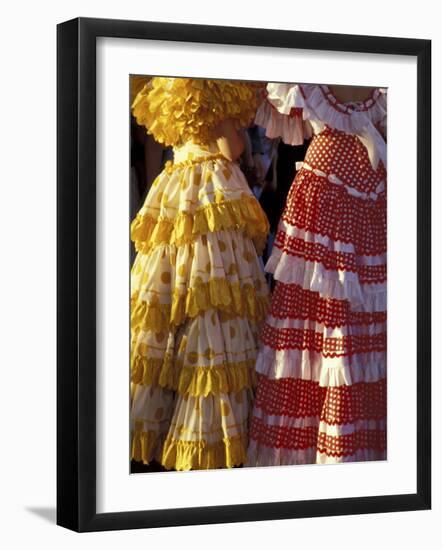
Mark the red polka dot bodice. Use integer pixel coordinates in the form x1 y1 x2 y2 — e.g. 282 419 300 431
304 127 386 195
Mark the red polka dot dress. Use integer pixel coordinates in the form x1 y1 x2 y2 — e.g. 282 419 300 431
249 83 387 465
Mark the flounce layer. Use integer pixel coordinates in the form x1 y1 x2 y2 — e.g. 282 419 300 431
161 434 248 471
279 169 387 257
266 247 386 309
132 356 257 397
131 384 175 463
268 281 387 328
252 380 386 426
131 309 260 395
131 194 268 255
130 156 269 255
247 439 386 467
131 227 269 333
248 412 386 466
255 344 385 386
132 385 251 470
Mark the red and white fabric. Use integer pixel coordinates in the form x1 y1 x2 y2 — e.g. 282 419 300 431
248 83 387 466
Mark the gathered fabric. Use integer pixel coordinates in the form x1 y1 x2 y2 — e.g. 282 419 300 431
132 77 261 148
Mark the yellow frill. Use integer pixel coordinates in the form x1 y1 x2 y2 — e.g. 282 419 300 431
181 278 268 322
131 195 269 256
132 77 261 147
131 279 269 333
131 355 257 397
161 434 248 471
131 427 164 465
131 355 173 388
131 429 248 470
130 295 171 334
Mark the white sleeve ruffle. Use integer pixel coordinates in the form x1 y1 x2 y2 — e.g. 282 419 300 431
255 83 311 145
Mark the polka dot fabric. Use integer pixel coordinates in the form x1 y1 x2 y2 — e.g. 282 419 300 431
281 153 386 258
253 377 386 424
250 417 386 459
269 282 387 328
260 323 386 357
249 84 387 466
304 127 386 195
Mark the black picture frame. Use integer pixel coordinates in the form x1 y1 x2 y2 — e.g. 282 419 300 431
57 17 431 532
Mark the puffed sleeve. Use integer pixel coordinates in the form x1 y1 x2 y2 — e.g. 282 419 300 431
255 82 311 145
132 77 261 147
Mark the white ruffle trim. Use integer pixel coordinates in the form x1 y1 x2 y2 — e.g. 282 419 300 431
255 345 386 386
263 83 387 169
265 247 387 310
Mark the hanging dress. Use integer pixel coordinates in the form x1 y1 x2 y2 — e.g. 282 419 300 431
130 77 270 471
248 83 387 465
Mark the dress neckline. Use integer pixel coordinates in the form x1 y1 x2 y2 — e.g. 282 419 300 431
319 84 381 114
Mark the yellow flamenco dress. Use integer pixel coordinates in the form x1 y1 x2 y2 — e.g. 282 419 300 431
130 77 270 471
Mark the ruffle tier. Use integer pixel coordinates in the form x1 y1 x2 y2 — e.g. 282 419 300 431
131 384 251 470
247 435 386 466
261 314 386 351
131 308 260 396
132 356 257 397
266 247 386 309
132 430 249 471
255 345 385 386
252 378 386 424
131 232 269 333
265 167 386 308
268 281 387 327
248 402 387 466
279 168 387 257
131 194 268 255
247 444 386 466
131 155 269 255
